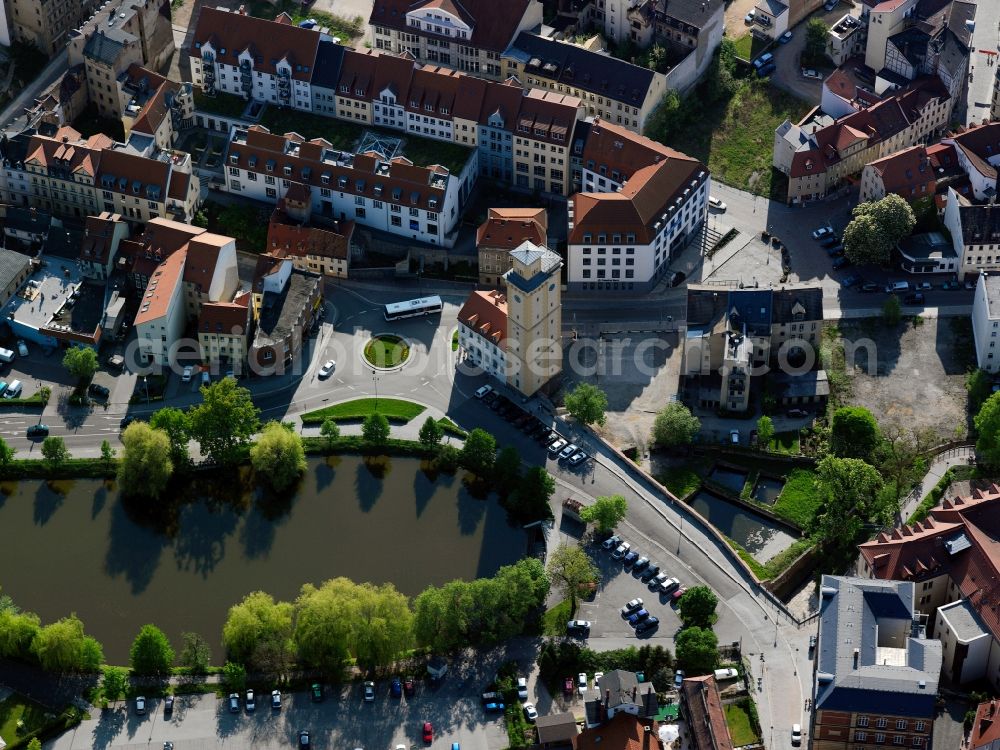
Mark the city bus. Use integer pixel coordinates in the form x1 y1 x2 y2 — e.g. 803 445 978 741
383 295 443 321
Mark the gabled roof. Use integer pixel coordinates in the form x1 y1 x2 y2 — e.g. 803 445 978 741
680 675 733 750
192 7 321 82
267 202 353 261
505 32 658 106
199 297 250 335
370 0 535 53
135 248 186 325
458 289 507 344
80 211 125 265
312 40 346 90
574 713 663 750
968 699 1000 750
477 207 547 249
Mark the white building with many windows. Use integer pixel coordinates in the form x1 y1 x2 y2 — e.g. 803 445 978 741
458 290 508 383
972 272 1000 374
567 119 708 293
223 125 468 247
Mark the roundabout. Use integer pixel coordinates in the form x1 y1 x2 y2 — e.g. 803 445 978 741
363 333 411 370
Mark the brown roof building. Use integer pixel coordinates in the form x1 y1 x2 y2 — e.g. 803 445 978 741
680 676 733 750
965 699 1000 750
267 200 355 279
574 714 664 750
79 211 129 280
477 206 547 285
857 483 1000 690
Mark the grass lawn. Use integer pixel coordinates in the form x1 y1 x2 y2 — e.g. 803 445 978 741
437 417 467 439
664 80 811 198
772 468 820 527
451 330 459 351
0 693 55 745
656 465 704 498
542 599 574 636
301 398 426 425
732 33 772 61
724 702 761 746
767 430 800 454
194 90 248 119
364 335 410 368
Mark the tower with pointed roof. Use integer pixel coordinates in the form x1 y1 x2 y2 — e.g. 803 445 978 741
503 240 562 396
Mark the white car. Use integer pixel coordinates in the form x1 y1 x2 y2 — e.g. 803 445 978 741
744 9 755 23
612 541 631 560
559 443 578 459
708 195 727 211
475 384 493 399
16 340 27 357
517 677 528 701
594 671 604 685
548 438 568 455
792 724 802 746
802 68 821 80
621 598 644 617
577 673 588 695
523 702 538 722
714 668 739 680
812 225 833 239
181 365 193 382
567 619 592 634
318 360 336 378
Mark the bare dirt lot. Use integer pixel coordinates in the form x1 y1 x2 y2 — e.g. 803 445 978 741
830 316 973 440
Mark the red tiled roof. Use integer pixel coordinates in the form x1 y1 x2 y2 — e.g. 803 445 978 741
477 207 547 249
135 248 186 325
192 7 321 82
199 298 250 335
968 699 1000 749
582 117 685 177
681 675 733 750
866 144 937 198
458 290 507 344
268 204 353 261
515 89 581 146
860 485 1000 640
370 0 535 53
80 211 124 265
184 233 232 288
573 713 664 750
338 48 379 101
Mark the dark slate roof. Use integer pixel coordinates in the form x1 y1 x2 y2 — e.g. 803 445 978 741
504 33 656 107
83 28 132 65
4 206 51 235
0 130 35 166
655 0 725 28
312 40 346 90
0 247 31 292
772 287 824 324
727 288 773 336
535 712 579 745
958 203 1000 246
814 576 941 718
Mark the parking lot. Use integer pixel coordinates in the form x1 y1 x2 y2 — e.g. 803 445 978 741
49 669 512 750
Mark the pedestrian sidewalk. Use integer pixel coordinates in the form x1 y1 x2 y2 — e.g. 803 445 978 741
896 444 975 525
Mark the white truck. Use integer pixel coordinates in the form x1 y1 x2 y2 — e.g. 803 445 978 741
0 347 13 363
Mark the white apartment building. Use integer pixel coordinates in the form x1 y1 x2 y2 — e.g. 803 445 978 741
972 272 1000 373
458 290 508 383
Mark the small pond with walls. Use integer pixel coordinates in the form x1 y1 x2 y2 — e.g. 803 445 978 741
685 488 798 563
0 455 528 662
708 465 749 494
752 476 786 505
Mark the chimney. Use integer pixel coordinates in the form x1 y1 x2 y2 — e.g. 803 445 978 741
237 3 246 14
853 648 860 668
605 688 611 707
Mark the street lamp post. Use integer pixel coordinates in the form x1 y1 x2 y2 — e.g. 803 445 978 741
372 368 379 411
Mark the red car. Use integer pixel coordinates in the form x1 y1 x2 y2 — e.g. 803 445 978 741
423 722 434 743
671 586 688 602
563 676 574 696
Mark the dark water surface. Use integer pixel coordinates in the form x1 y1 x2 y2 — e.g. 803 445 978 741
0 456 527 662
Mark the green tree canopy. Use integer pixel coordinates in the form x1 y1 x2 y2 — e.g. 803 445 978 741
580 494 628 533
100 439 115 467
461 428 496 476
882 294 902 326
756 415 775 448
546 544 599 608
101 666 129 702
294 578 362 677
804 18 829 60
812 455 886 549
188 379 260 465
62 347 98 381
844 195 916 265
320 418 340 447
349 581 413 671
129 624 174 676
675 626 719 674
975 391 1000 467
150 406 191 466
565 383 609 426
0 436 14 465
118 422 173 499
222 591 294 672
494 445 523 496
179 632 211 673
506 466 555 523
27 739 42 750
250 421 306 491
677 586 719 629
361 413 390 444
418 416 443 448
31 614 104 672
41 436 68 467
222 661 246 692
652 402 701 447
0 608 40 661
830 406 881 459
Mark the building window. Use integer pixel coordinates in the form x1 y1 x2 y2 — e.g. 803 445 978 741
266 187 277 198
876 720 887 729
875 734 885 744
859 718 870 728
914 723 925 733
895 722 906 731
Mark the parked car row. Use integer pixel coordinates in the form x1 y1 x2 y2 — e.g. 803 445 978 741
598 536 689 636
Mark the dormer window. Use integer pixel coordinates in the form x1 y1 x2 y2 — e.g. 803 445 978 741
229 153 239 164
266 159 275 172
340 84 349 93
283 165 293 176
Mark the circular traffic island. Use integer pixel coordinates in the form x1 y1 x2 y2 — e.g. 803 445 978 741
363 333 411 369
